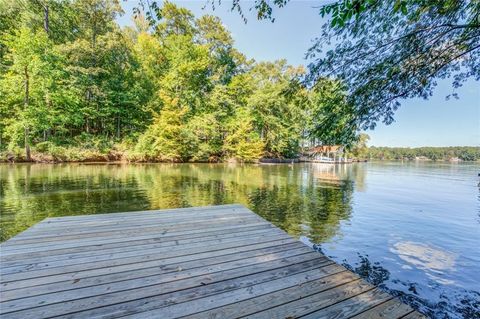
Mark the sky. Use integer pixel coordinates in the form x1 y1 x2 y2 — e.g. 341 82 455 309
118 0 479 147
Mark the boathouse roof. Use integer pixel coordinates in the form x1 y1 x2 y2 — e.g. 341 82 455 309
306 145 343 154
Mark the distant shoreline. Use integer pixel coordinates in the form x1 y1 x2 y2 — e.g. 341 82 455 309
2 158 479 164
2 146 479 164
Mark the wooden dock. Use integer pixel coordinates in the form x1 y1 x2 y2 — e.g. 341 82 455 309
0 204 425 319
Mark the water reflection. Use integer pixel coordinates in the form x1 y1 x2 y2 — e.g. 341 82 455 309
391 241 457 285
0 163 355 243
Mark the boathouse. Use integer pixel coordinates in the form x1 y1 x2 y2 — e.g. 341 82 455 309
302 145 350 163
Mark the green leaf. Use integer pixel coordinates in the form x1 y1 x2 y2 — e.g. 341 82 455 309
393 0 401 13
331 17 338 27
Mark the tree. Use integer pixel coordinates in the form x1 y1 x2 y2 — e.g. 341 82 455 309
223 108 264 161
154 1 195 38
135 102 195 161
73 0 123 46
307 0 480 129
0 27 53 159
196 15 238 84
186 112 223 162
132 31 166 115
199 0 479 131
247 61 306 158
349 133 370 158
133 2 228 162
1 0 369 162
307 78 358 146
58 0 148 139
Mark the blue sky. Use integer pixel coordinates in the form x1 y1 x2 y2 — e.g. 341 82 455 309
119 1 479 147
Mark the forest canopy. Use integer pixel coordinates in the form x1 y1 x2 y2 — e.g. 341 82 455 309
0 0 358 162
1 0 478 163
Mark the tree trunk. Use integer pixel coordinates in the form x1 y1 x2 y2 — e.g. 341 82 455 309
43 4 49 34
24 66 31 161
116 116 121 139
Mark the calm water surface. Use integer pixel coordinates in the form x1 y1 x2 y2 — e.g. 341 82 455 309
0 162 479 318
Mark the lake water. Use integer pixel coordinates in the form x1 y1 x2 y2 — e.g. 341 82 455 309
0 162 479 318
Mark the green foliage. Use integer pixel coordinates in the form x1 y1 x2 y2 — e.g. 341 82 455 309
246 61 306 158
307 79 358 146
186 113 223 162
319 0 377 28
204 0 479 132
1 0 149 154
0 0 359 162
307 0 480 129
223 108 264 162
126 2 353 162
137 0 290 24
348 133 370 158
0 26 55 153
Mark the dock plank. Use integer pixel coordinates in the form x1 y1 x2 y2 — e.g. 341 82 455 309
0 226 278 267
1 238 299 290
181 271 358 319
121 263 345 319
299 288 393 319
0 204 424 319
6 209 259 242
0 224 274 262
350 298 415 319
1 216 265 251
1 229 288 275
1 252 326 314
1 243 304 299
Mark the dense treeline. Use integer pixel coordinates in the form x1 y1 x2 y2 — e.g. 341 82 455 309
0 0 355 162
364 146 480 162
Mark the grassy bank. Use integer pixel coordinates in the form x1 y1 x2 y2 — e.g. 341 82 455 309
0 141 258 163
0 144 124 163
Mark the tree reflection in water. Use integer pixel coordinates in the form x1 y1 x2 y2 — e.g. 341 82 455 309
248 180 354 242
0 163 356 243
